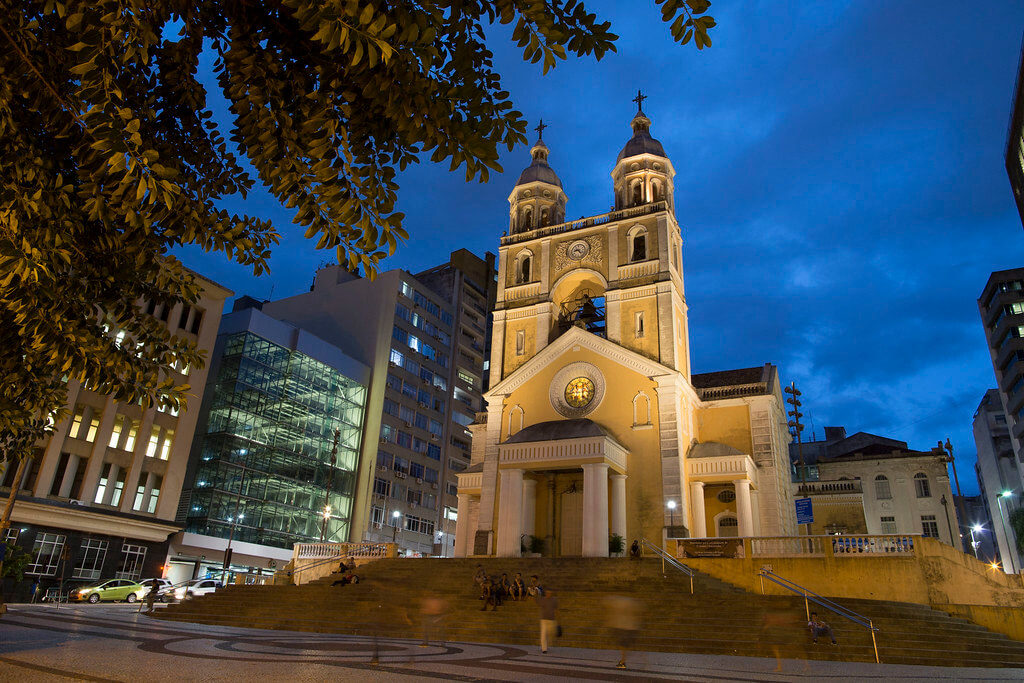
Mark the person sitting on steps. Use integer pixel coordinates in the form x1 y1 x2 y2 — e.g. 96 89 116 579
510 573 525 601
629 539 641 560
480 576 499 611
807 612 837 645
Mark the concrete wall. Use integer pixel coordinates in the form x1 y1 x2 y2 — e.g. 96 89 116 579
675 536 1024 610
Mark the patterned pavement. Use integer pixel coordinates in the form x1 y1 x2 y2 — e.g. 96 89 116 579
0 604 1022 682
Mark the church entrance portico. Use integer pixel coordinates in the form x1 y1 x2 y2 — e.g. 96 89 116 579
491 419 628 557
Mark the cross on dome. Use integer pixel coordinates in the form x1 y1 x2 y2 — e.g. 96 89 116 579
632 89 647 113
535 119 548 139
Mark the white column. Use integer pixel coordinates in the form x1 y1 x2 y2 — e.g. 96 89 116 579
690 481 707 538
536 303 552 352
734 479 754 538
582 463 610 557
454 493 471 557
610 474 627 542
496 468 524 557
521 478 537 541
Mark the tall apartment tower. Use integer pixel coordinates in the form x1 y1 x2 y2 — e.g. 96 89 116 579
978 269 1024 569
972 389 1022 572
415 249 499 550
1006 33 1024 229
260 258 493 556
0 272 231 598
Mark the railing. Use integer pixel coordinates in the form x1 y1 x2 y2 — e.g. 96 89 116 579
747 534 917 558
695 382 768 401
501 201 668 245
758 568 880 663
751 536 825 557
641 538 695 594
796 480 863 495
293 541 395 561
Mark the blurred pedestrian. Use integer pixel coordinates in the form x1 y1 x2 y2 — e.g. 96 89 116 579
144 578 159 613
420 594 447 647
605 595 640 669
480 576 498 611
537 588 559 653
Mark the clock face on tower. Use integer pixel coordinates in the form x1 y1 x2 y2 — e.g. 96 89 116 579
564 377 596 408
567 240 589 260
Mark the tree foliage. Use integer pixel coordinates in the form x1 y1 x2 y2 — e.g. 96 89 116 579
0 0 714 454
1010 507 1024 555
0 542 31 582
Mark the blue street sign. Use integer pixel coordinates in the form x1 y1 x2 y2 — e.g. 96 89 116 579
795 497 813 525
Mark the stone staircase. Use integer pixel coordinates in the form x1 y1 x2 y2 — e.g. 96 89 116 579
155 557 1024 667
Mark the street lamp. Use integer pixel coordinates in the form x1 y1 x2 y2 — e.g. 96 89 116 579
940 495 955 545
969 523 984 559
392 510 401 545
997 490 1018 573
667 500 676 534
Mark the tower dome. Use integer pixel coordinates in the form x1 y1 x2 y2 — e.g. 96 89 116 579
612 92 675 211
508 121 568 235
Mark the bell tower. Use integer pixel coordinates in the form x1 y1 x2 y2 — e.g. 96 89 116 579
508 121 567 237
491 102 690 389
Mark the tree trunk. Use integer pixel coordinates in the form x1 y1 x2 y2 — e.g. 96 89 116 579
0 453 31 610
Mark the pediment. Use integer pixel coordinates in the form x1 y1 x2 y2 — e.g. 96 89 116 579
486 326 679 400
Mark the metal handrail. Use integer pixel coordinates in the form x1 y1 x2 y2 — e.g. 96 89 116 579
758 568 880 663
288 554 349 578
640 538 694 594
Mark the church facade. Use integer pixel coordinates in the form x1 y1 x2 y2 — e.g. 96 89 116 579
454 104 797 558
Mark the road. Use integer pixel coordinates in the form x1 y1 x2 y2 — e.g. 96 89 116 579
0 603 1021 681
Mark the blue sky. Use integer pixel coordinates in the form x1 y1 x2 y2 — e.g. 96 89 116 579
176 2 1024 495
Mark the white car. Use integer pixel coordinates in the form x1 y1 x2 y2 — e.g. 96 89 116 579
139 578 173 601
174 578 221 600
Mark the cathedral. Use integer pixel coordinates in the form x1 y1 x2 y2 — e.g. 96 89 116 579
454 100 797 558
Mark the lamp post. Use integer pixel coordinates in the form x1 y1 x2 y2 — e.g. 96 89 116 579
785 382 809 536
392 510 401 546
970 523 984 559
940 495 955 546
997 491 1018 573
667 500 676 536
939 439 968 549
319 429 341 543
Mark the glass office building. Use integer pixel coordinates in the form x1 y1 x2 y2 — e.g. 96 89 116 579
182 309 368 550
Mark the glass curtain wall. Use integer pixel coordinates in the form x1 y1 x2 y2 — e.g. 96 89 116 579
185 332 367 548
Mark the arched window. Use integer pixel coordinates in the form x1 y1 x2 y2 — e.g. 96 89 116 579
652 179 664 201
717 516 738 537
914 472 931 498
627 225 647 262
523 208 533 230
514 250 533 285
508 405 524 436
541 208 550 226
632 391 651 426
631 181 642 206
874 475 891 500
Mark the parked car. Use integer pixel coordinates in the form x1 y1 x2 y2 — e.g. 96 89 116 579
174 578 221 600
73 579 147 604
139 578 173 601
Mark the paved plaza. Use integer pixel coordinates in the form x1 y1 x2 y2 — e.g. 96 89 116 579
0 603 1021 682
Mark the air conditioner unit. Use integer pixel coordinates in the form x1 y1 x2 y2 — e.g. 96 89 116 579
430 435 439 441
416 478 424 484
373 522 383 530
379 438 388 444
418 402 428 408
431 482 439 490
404 421 413 428
378 465 388 472
395 471 407 479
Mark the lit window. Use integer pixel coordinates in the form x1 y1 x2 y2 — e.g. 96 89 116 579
159 430 173 460
109 415 125 448
146 426 161 458
124 421 139 451
85 416 100 443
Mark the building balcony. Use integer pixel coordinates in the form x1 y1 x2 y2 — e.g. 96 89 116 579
795 480 863 495
503 281 541 302
686 452 758 484
617 259 660 281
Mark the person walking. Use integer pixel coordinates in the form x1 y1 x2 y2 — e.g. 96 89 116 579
537 589 559 654
420 594 447 647
606 595 640 668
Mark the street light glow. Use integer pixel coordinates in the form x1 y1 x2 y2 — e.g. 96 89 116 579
667 500 677 510
392 510 400 518
972 524 983 533
1001 490 1014 498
